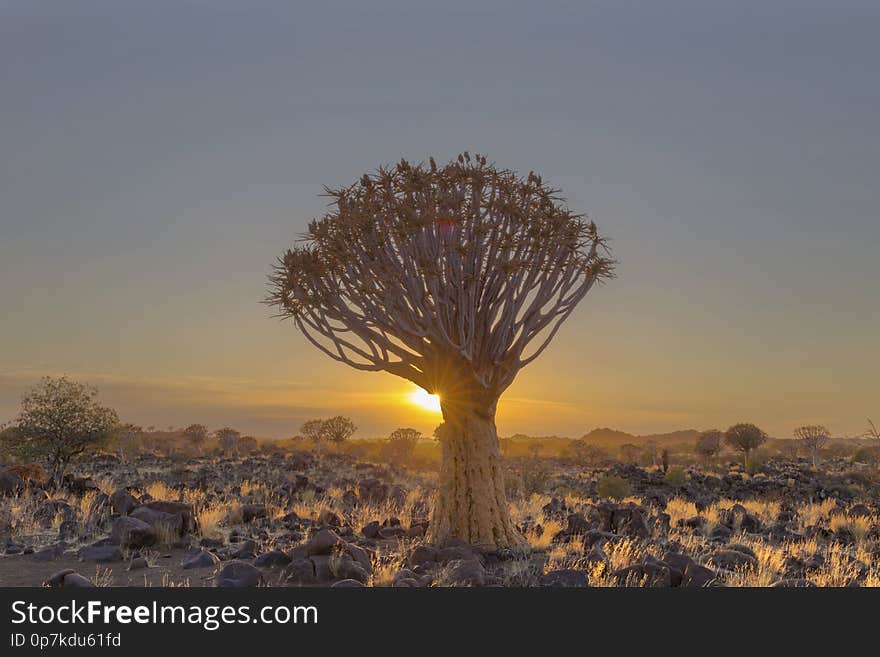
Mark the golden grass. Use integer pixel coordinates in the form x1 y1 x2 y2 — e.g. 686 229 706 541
144 481 177 502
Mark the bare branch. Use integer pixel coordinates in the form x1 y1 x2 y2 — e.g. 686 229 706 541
267 154 614 403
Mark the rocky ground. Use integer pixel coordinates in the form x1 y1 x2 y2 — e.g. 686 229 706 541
1 451 878 587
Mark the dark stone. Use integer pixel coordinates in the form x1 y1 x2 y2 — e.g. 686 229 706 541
708 550 758 571
282 558 317 586
540 569 588 587
444 559 486 587
613 563 672 587
241 504 268 523
216 560 263 588
110 489 140 515
409 545 439 568
361 521 381 539
110 516 156 548
182 550 220 569
378 526 407 539
254 550 292 568
44 569 95 588
78 544 123 563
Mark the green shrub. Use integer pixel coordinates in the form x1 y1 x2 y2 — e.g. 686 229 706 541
852 446 880 465
665 466 687 487
597 475 630 500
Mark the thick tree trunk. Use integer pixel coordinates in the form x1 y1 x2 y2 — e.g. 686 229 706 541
429 403 523 551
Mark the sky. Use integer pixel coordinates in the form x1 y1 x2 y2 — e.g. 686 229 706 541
1 1 878 439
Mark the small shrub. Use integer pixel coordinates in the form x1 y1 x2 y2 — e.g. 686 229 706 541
852 446 880 465
665 466 687 487
597 475 630 500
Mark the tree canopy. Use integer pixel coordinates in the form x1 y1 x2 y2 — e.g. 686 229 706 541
267 153 614 406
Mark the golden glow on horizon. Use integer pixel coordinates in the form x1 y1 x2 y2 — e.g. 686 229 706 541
410 388 442 413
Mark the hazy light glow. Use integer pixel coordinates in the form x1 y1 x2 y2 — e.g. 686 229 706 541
410 388 442 413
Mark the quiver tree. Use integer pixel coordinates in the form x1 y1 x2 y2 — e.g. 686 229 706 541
793 424 830 468
182 423 208 454
321 415 356 443
695 429 723 460
299 419 325 445
215 427 241 456
724 423 767 468
619 443 639 464
267 153 614 549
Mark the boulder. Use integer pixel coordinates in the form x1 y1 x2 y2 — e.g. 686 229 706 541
613 563 672 587
540 569 588 587
254 550 292 569
44 569 95 588
444 559 486 587
361 521 381 539
378 526 407 539
241 504 267 524
182 550 220 570
78 544 123 563
303 529 345 556
110 516 156 548
130 507 183 536
708 550 758 571
216 560 263 588
283 558 317 586
144 501 196 534
409 545 439 568
110 489 140 515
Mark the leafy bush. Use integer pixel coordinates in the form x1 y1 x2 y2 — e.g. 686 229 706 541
665 466 687 487
852 446 880 465
597 475 630 500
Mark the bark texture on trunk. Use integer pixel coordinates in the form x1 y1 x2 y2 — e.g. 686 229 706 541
429 403 523 551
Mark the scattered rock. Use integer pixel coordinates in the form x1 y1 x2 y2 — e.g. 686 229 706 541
541 569 588 587
78 544 123 563
216 560 263 588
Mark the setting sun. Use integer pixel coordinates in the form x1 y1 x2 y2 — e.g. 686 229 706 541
410 388 442 413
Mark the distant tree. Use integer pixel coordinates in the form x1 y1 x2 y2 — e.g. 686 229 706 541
387 427 422 461
660 448 670 473
778 440 800 459
695 430 723 460
321 416 356 443
238 435 258 454
866 419 879 441
643 440 659 467
568 439 606 465
182 423 209 453
299 419 325 444
793 424 830 468
12 376 119 487
619 443 639 463
115 423 144 460
215 427 241 455
724 423 767 468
